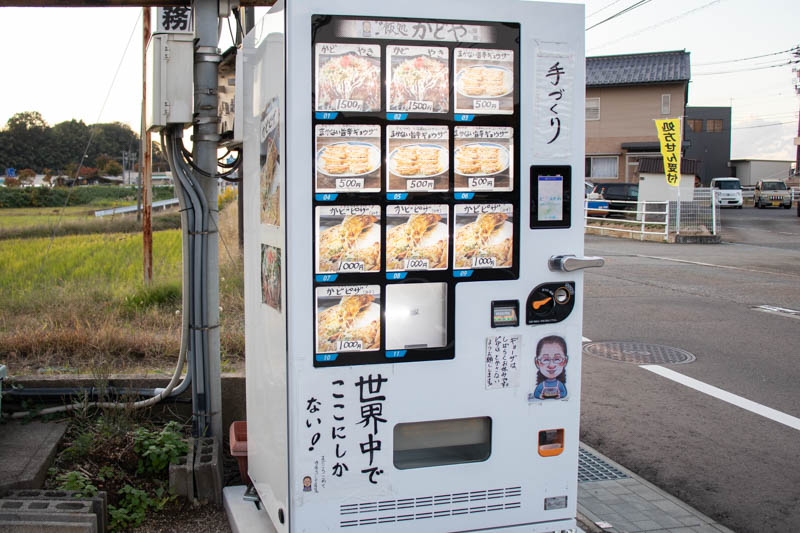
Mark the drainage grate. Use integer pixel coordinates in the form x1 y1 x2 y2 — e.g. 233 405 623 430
582 342 695 365
578 448 629 483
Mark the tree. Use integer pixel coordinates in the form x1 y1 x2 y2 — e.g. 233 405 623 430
1 111 51 171
95 153 113 172
104 160 123 177
17 168 35 185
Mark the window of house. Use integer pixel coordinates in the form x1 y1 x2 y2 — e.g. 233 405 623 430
706 119 723 133
687 119 703 132
661 94 671 115
586 98 600 121
585 156 618 178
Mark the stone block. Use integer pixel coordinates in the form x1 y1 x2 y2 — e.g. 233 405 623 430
193 437 222 504
169 438 195 500
4 490 106 533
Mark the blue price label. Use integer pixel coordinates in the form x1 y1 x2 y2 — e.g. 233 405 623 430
315 193 338 202
453 269 474 278
386 272 408 280
454 192 475 200
386 113 408 121
454 114 475 122
315 112 339 120
386 193 408 201
386 350 407 359
316 353 339 362
315 274 338 283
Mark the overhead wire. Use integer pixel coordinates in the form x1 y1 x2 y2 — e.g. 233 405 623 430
586 0 629 19
694 46 800 66
34 10 142 288
591 0 722 51
586 0 655 31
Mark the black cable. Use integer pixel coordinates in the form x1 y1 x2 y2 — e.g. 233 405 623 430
586 0 654 31
177 137 242 181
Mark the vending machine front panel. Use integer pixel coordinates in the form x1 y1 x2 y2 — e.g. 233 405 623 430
243 1 586 531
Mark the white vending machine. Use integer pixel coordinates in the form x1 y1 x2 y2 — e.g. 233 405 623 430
241 1 597 531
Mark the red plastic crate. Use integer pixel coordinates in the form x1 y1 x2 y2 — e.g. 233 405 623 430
229 421 249 484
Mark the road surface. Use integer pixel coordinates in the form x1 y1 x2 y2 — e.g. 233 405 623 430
581 209 800 532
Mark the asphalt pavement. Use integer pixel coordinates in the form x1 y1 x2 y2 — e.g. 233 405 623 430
581 207 800 533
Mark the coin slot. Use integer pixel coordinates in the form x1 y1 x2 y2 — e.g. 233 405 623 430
554 287 570 305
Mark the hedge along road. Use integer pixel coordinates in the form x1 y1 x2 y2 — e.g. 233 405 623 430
580 232 800 533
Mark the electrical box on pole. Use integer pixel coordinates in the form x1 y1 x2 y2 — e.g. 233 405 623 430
145 9 194 132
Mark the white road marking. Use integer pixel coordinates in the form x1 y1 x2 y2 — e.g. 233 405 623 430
642 365 800 432
635 254 800 279
726 225 800 237
753 305 800 320
582 336 591 342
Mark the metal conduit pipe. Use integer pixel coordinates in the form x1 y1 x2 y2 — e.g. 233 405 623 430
169 127 213 437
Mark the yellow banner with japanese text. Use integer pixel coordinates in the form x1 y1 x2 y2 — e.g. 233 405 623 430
655 118 682 187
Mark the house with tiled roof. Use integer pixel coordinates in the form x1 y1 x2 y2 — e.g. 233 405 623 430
585 50 691 183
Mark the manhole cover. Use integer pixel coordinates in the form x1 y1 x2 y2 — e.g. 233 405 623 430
582 342 695 365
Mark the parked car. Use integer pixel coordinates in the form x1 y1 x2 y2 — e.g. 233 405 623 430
753 180 791 209
709 177 743 209
591 183 638 216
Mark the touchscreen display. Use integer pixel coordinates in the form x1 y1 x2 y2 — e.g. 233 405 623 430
537 175 564 222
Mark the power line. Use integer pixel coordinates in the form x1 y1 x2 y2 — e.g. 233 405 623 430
586 0 629 18
694 46 799 66
586 0 655 31
694 60 800 76
731 121 795 130
591 0 722 51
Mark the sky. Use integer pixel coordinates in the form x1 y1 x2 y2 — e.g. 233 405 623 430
0 0 798 161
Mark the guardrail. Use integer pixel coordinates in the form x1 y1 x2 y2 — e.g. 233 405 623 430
94 198 179 217
584 199 669 242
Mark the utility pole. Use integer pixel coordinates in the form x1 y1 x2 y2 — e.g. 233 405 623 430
194 0 223 439
142 6 153 283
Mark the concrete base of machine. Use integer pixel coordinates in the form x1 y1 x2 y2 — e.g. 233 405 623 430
223 486 277 533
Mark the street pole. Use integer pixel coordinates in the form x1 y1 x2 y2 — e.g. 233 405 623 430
142 6 153 284
194 0 222 439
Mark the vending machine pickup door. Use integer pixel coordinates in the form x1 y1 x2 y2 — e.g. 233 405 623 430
548 255 604 272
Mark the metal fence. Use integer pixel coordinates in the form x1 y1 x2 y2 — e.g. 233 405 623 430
668 187 719 235
585 199 669 241
584 188 721 240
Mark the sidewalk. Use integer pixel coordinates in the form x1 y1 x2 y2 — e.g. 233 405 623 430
577 444 734 533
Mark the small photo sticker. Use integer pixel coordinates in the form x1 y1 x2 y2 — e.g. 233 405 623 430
529 334 568 401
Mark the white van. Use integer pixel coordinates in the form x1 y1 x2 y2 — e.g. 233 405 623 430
710 177 743 208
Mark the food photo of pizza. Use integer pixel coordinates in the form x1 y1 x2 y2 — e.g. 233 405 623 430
317 213 381 273
454 211 513 269
386 212 448 271
316 293 381 353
